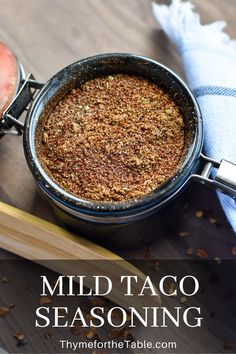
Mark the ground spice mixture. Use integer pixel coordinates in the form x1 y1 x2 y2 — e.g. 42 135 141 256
37 74 185 202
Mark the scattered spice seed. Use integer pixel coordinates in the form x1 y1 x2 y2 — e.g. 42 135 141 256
195 210 204 218
196 248 208 259
111 308 127 321
178 231 190 237
126 313 131 323
186 248 193 257
0 306 10 317
180 296 187 304
121 327 134 342
85 327 100 341
209 217 217 224
37 74 185 202
44 332 53 340
104 304 112 314
150 261 160 271
89 298 106 307
58 308 67 316
167 282 176 296
39 296 52 305
71 323 82 336
13 332 28 347
85 327 96 340
108 326 134 342
108 328 122 339
85 313 94 321
0 276 8 283
223 341 233 350
214 256 222 264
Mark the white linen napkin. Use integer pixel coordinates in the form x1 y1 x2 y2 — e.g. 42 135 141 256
152 0 236 234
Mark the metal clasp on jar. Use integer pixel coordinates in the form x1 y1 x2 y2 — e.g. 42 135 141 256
0 75 44 136
191 154 236 200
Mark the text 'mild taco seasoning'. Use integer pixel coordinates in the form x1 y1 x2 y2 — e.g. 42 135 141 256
36 74 185 202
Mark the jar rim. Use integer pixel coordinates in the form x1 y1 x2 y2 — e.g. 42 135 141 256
24 53 203 216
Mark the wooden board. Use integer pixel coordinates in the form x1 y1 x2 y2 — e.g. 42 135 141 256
0 0 236 353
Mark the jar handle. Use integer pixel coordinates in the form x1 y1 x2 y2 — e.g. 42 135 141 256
191 153 236 200
0 74 44 136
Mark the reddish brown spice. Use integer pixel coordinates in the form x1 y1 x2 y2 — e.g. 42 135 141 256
0 276 8 283
196 248 208 259
178 231 190 238
84 326 100 341
195 210 204 218
37 74 185 202
0 306 10 317
186 248 193 257
13 332 28 347
44 332 53 340
71 323 82 336
39 296 52 305
223 340 233 350
108 326 134 341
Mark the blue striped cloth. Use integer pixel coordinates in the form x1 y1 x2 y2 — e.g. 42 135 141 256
193 86 236 99
153 0 236 234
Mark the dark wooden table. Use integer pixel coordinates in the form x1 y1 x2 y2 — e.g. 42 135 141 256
0 1 236 353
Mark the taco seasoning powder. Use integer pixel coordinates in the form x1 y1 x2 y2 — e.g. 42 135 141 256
36 74 185 202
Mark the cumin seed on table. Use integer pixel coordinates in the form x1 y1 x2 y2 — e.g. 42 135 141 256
37 74 185 202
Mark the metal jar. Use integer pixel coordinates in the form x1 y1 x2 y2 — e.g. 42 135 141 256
1 53 236 245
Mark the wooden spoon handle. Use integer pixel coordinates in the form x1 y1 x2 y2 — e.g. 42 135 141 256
0 201 159 308
0 201 119 261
